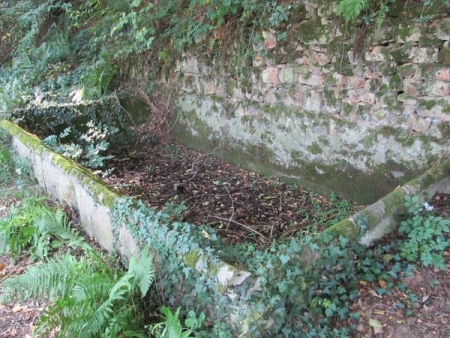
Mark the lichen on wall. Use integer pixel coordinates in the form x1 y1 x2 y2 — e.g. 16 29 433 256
161 0 450 203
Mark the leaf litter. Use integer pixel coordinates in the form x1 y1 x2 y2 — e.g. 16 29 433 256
104 139 362 245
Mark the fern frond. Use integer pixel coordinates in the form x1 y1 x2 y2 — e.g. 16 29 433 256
129 247 155 297
32 205 91 258
0 254 85 302
77 272 135 336
159 306 193 338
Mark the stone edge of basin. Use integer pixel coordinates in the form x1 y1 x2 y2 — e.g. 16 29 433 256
325 158 450 245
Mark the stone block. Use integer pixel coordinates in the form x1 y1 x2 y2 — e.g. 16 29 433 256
373 110 390 121
427 81 450 96
432 18 450 40
435 68 450 82
304 91 323 112
298 73 325 87
397 93 418 106
183 57 200 73
363 67 382 79
391 46 413 63
359 92 376 105
402 104 417 115
364 78 382 91
264 31 277 50
397 63 417 78
396 26 421 43
265 88 277 104
365 46 391 62
412 117 432 133
326 73 345 87
262 67 280 84
315 52 331 66
346 90 376 106
438 44 450 64
409 47 439 64
345 76 366 89
403 78 424 96
378 62 398 76
279 67 296 83
203 81 217 95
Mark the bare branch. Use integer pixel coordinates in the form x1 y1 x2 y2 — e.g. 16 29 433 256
208 215 267 239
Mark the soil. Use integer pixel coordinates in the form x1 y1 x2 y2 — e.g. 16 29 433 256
103 140 362 245
354 263 450 338
0 254 43 338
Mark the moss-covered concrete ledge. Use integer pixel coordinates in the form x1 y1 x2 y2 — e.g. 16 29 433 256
326 159 450 246
0 119 252 306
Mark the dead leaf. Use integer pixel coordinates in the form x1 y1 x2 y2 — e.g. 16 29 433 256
202 230 211 240
368 289 382 298
12 305 26 313
374 309 385 315
379 280 387 288
0 262 5 276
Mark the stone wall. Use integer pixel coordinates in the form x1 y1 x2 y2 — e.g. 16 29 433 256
161 0 450 203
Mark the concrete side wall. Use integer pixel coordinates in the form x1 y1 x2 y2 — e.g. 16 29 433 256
9 128 118 251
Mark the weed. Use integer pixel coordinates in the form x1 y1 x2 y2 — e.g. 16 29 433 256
398 195 450 270
149 306 206 338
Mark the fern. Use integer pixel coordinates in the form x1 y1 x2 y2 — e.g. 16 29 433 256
150 306 194 338
1 248 155 337
0 198 91 259
129 247 155 298
0 198 41 258
33 205 92 258
0 254 85 302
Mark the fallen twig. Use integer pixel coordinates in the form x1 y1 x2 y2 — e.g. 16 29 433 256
223 184 235 230
208 214 267 239
188 146 221 181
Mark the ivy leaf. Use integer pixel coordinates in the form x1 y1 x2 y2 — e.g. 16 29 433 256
279 254 290 265
131 0 141 7
325 307 334 317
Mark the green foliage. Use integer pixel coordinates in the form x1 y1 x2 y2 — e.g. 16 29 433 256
0 137 14 186
0 0 298 113
116 190 448 336
0 198 87 259
149 306 205 338
1 240 155 337
398 195 450 270
311 193 354 228
338 0 371 22
338 0 396 28
43 120 118 172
